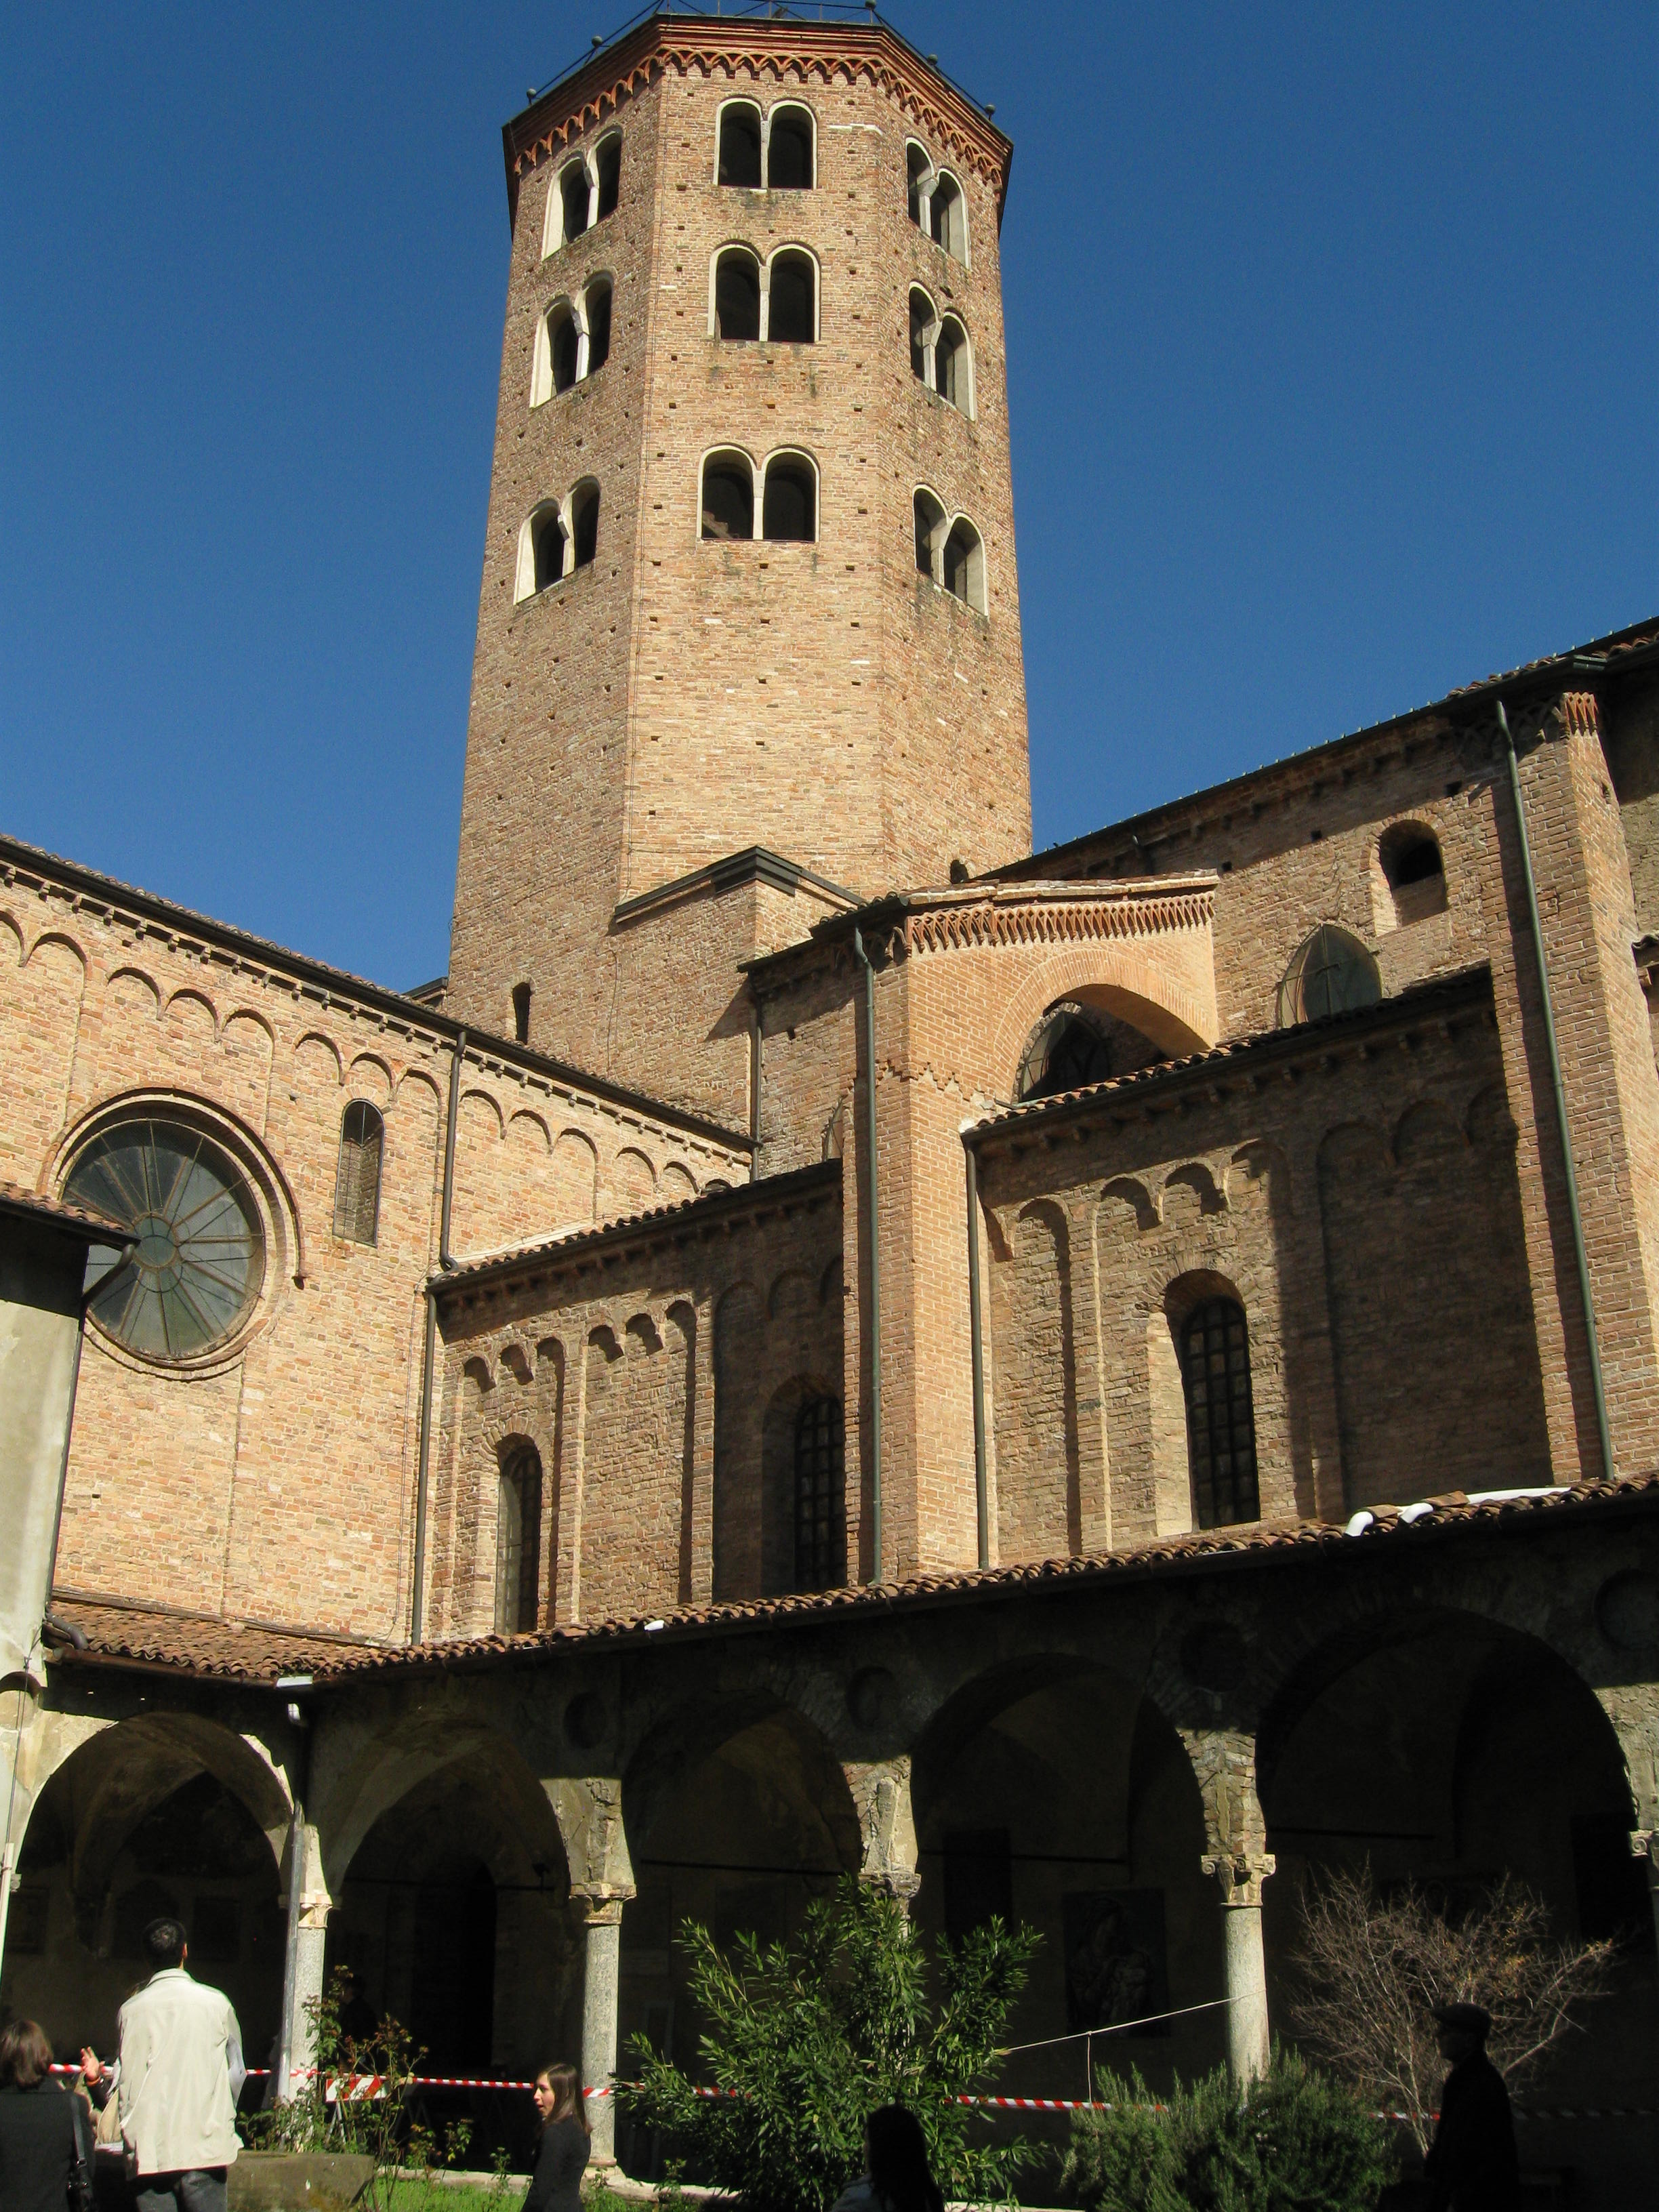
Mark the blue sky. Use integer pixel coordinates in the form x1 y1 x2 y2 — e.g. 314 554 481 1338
3 3 1652 991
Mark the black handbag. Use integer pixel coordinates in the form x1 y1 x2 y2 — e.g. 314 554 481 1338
67 2091 95 2212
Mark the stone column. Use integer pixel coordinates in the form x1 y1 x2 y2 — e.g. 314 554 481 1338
1183 1727 1273 2083
842 1756 920 1906
276 1819 331 2099
573 1887 632 2165
1202 1849 1275 2083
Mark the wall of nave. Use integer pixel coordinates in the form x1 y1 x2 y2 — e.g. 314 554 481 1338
0 841 750 1641
428 1163 844 1634
7 1498 1655 2196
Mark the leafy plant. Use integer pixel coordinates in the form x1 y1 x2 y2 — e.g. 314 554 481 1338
619 1876 1039 2212
1061 2049 1394 2212
1288 1864 1615 2150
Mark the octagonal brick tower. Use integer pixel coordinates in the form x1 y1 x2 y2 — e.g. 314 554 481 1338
446 12 1029 1122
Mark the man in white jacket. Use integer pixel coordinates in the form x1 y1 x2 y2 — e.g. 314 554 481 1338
117 1917 246 2212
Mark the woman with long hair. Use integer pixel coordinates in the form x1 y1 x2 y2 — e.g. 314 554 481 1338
0 2019 90 2212
523 2061 589 2212
832 2104 945 2212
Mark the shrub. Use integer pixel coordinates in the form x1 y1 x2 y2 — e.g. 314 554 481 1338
1061 2049 1394 2212
1288 1864 1615 2150
619 1876 1039 2212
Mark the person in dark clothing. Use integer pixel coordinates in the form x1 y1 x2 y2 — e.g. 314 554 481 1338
830 2104 945 2212
1422 2003 1520 2212
0 2018 90 2212
523 2062 588 2212
333 1973 378 2049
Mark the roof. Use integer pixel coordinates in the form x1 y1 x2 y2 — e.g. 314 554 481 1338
0 1183 131 1244
998 615 1659 886
436 1158 839 1300
316 1473 1659 1681
0 832 751 1155
965 965 1493 1147
50 1475 1655 1686
47 1589 381 1683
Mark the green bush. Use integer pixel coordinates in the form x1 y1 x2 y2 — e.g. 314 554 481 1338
1061 2047 1395 2212
618 1876 1039 2212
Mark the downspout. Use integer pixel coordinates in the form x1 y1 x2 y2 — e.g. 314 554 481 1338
748 994 762 1184
1499 701 1616 1481
411 1028 466 1641
964 1134 989 1570
851 930 882 1582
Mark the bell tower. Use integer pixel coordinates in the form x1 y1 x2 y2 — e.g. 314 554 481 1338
445 12 1030 1120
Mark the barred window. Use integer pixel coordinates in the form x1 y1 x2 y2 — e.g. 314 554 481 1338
495 1443 543 1634
333 1101 384 1246
1180 1298 1259 1528
794 1395 844 1592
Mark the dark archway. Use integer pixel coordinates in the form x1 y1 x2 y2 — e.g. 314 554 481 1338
410 1856 497 2072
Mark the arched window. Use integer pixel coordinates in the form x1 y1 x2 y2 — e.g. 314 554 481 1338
762 453 816 541
914 487 945 579
905 142 932 228
333 1101 384 1246
1015 1003 1113 1101
701 451 754 540
569 481 600 569
595 133 621 221
909 287 935 382
559 161 591 245
1277 925 1380 1027
766 104 815 190
935 316 970 412
794 1395 844 1591
714 249 761 341
929 171 968 262
766 250 815 343
583 278 613 375
1179 1298 1259 1529
943 517 985 613
517 504 567 600
495 1442 543 1633
1378 824 1447 927
718 102 763 188
550 302 580 394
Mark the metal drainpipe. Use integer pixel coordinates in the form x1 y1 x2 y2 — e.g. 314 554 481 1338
1499 701 1616 1481
411 1027 467 1641
964 1135 989 1570
851 930 882 1582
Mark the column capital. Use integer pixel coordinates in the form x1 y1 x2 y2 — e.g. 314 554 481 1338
842 1757 920 1902
572 1883 634 1927
1202 1850 1275 1909
1631 1828 1659 1876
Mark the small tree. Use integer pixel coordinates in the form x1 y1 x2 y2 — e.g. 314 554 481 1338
619 1877 1039 2212
1288 1865 1616 2150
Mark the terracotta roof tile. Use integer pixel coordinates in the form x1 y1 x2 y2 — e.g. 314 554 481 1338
0 1183 131 1242
49 1591 381 1681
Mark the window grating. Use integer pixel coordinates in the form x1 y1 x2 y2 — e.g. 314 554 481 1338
495 1444 543 1634
794 1395 844 1591
1180 1297 1259 1529
334 1101 384 1246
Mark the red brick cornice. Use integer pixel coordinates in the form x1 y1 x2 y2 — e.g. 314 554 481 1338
901 878 1216 958
504 17 1012 224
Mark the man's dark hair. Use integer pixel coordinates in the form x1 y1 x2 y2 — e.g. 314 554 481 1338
143 1915 188 1969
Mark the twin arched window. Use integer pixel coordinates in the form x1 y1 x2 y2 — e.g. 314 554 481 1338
334 1101 384 1246
712 246 817 344
515 483 600 600
909 289 972 414
1179 1298 1259 1530
718 100 815 191
794 1394 844 1591
913 489 986 614
531 277 612 403
701 449 817 542
541 131 621 257
906 143 968 263
495 1441 544 1633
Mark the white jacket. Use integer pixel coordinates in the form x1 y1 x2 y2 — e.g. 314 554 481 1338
118 1969 245 2175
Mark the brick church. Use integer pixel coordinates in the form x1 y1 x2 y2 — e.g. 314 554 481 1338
3 11 1656 2199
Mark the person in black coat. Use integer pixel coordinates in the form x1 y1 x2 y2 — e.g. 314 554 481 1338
1422 2003 1521 2212
523 2062 588 2212
0 2018 89 2212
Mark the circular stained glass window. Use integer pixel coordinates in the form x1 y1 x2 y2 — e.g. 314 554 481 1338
63 1119 266 1361
1277 926 1380 1028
